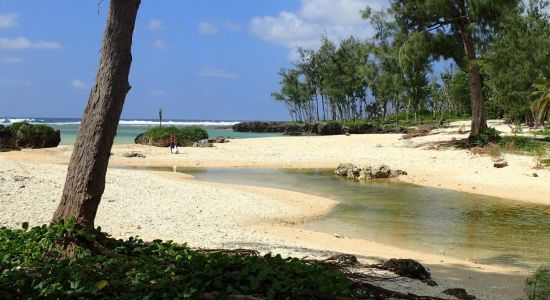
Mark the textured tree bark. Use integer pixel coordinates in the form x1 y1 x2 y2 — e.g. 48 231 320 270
457 2 488 137
52 0 140 230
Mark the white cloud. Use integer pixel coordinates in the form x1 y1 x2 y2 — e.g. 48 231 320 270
0 36 61 50
150 89 168 96
71 80 88 90
197 68 238 79
300 0 385 26
153 38 170 50
249 0 387 60
224 20 241 32
250 12 322 50
0 13 18 29
1 56 22 63
148 19 163 30
198 22 219 36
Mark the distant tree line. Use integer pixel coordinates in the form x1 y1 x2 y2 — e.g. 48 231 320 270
272 0 550 136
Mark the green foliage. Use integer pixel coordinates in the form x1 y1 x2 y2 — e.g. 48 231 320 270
525 265 550 300
467 127 502 147
0 221 355 299
499 136 550 155
143 126 208 145
482 0 550 123
9 122 56 137
532 82 550 124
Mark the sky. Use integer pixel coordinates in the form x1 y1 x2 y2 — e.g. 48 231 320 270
0 0 389 121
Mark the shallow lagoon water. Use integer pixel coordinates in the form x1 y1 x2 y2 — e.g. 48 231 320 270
52 124 281 145
131 167 550 269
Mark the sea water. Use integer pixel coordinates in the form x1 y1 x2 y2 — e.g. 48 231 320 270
0 117 281 145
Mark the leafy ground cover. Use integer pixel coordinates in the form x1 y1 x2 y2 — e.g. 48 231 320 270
0 220 357 299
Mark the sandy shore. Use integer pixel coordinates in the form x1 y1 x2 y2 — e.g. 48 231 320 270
1 119 544 299
4 120 549 205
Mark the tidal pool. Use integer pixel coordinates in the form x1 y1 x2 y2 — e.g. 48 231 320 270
131 167 550 269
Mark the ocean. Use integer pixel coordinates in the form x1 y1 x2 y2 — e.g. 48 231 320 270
0 117 280 145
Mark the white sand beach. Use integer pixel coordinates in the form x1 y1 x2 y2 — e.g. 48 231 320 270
1 120 547 299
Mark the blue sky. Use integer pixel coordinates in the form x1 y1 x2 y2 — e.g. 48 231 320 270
1 0 388 121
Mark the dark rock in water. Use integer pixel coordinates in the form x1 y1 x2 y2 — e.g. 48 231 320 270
326 254 358 266
122 151 145 158
443 288 476 300
382 258 431 280
335 163 357 176
0 122 60 151
232 121 409 136
336 163 407 180
193 139 213 148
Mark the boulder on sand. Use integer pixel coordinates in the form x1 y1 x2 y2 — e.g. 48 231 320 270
193 139 213 148
382 258 431 281
335 163 357 176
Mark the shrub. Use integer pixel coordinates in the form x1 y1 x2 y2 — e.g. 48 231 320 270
179 126 209 142
9 122 56 137
0 221 354 299
468 127 501 147
143 126 208 146
525 265 550 300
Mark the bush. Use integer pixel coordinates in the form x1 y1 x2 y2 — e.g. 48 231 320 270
143 126 208 146
525 265 550 300
0 221 354 299
10 122 56 137
468 127 501 147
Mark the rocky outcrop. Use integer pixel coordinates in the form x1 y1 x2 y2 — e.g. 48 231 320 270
382 259 431 281
442 288 477 300
232 121 408 136
0 123 60 151
134 133 172 147
208 136 229 143
193 139 213 148
335 163 407 180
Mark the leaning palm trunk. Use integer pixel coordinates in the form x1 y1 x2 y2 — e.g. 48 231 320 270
52 0 141 230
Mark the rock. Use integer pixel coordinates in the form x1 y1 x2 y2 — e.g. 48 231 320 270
1 123 60 151
317 122 343 135
370 164 391 179
346 166 362 180
390 169 408 177
122 151 145 158
442 288 476 300
336 163 406 180
493 160 508 168
326 254 358 266
208 136 227 143
193 139 213 148
382 258 431 280
335 163 357 176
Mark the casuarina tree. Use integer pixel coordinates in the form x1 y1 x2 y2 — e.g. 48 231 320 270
52 0 141 230
389 0 519 136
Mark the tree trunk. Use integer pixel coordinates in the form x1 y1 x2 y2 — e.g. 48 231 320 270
52 0 141 230
458 23 487 137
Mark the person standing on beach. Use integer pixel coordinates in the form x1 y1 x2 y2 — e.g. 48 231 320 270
169 134 178 154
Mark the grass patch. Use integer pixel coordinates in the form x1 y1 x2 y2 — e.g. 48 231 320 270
143 126 208 145
0 220 357 299
525 265 550 300
498 136 550 155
